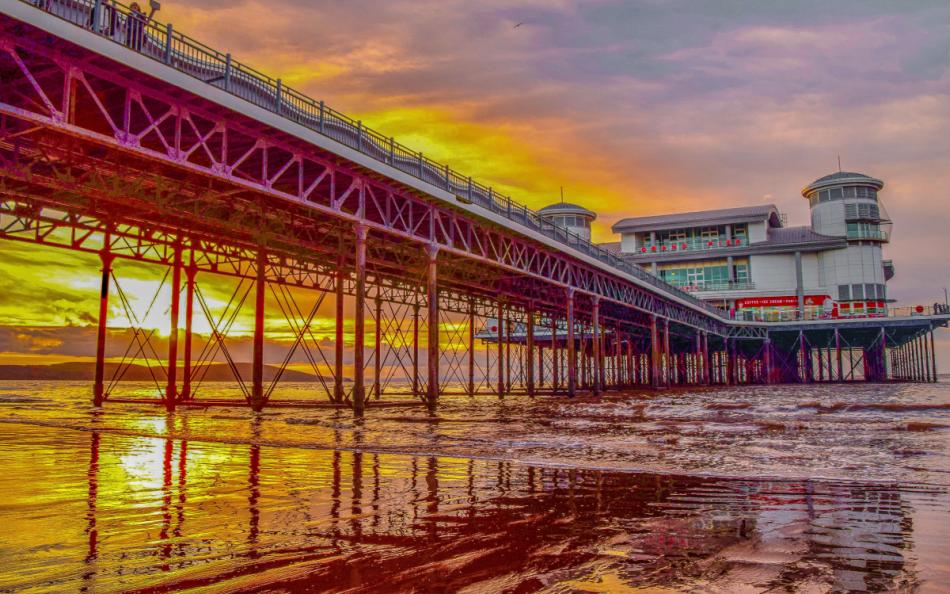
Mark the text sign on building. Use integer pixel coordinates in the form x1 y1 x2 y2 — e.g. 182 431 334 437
736 295 830 308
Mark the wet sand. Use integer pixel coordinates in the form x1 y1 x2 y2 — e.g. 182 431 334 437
0 381 948 592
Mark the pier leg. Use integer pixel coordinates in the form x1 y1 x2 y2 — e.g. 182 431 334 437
835 328 843 383
426 245 439 409
352 226 367 415
468 301 476 396
181 265 196 401
496 301 504 396
763 338 772 384
373 295 381 400
798 331 807 383
538 345 544 389
931 329 938 383
412 304 420 396
663 318 671 387
251 250 266 411
551 315 559 391
334 254 345 404
650 315 660 388
505 313 511 394
566 289 576 397
727 337 736 386
93 250 114 407
702 332 710 385
592 299 601 395
526 305 535 397
165 246 182 411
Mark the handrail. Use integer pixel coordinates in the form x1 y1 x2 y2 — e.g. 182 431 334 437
20 0 728 319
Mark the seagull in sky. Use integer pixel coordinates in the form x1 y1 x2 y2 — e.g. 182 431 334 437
513 22 524 28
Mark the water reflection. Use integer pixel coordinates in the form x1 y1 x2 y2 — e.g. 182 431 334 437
20 427 926 592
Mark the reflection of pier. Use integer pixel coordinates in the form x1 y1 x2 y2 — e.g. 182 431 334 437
77 429 924 592
0 0 946 415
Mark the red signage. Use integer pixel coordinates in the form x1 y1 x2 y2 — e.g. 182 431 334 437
737 295 830 308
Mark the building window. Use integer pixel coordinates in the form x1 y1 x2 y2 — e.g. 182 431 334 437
838 285 850 301
852 284 864 300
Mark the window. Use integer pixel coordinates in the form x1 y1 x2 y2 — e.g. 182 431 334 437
856 187 868 198
830 188 843 200
865 284 875 300
733 224 748 239
819 190 830 202
843 186 856 198
852 284 864 300
839 285 850 301
734 264 749 282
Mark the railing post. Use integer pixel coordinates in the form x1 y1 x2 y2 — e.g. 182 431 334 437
275 79 283 113
389 137 395 165
444 164 450 190
224 53 232 92
467 177 473 203
418 152 424 178
91 0 102 33
357 120 363 152
164 23 173 64
319 101 325 133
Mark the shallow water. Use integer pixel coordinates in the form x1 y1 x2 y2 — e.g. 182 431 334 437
0 380 948 592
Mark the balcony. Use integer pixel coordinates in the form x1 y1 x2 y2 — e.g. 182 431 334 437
636 237 747 255
882 259 895 281
846 228 889 242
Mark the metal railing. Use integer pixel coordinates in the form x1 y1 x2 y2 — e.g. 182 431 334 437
689 281 755 292
21 0 729 319
636 237 747 255
846 228 889 242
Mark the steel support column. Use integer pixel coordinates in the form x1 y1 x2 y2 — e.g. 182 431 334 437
467 301 476 396
165 245 183 411
566 289 576 397
592 298 601 395
352 226 368 415
251 249 266 411
931 329 938 383
412 304 420 396
763 338 772 384
663 318 671 387
425 245 439 409
93 249 114 407
799 331 807 383
497 300 505 396
835 328 843 383
334 252 345 404
181 264 196 401
551 315 559 391
702 331 710 385
650 315 660 388
373 296 381 400
526 305 535 396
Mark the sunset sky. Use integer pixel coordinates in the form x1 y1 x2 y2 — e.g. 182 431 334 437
1 0 948 366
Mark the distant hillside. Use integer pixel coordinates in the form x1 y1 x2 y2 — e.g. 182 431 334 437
0 362 339 382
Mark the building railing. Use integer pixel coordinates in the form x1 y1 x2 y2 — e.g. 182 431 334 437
21 0 730 319
688 281 755 292
636 237 747 255
846 228 889 242
733 302 949 323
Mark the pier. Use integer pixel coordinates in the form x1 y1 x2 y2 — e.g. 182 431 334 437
0 0 946 414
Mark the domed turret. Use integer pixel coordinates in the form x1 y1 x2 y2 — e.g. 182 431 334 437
538 202 596 242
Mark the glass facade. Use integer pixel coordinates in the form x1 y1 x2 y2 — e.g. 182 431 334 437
806 185 878 206
657 258 750 290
